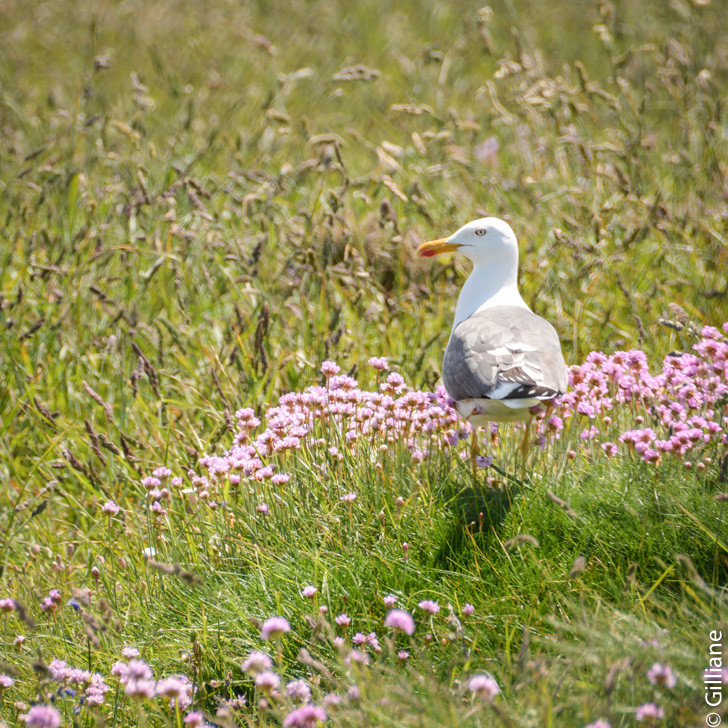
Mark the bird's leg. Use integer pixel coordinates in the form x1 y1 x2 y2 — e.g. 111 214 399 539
470 425 480 480
519 417 533 479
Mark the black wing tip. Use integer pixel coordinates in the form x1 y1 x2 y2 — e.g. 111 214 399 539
496 385 561 400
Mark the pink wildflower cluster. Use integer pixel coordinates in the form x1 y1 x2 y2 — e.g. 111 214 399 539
283 704 327 727
193 364 461 493
140 325 726 523
47 659 110 707
556 325 728 466
40 589 62 612
110 655 193 707
20 706 61 728
111 657 155 700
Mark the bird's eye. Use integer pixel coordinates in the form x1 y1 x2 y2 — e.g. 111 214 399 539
474 229 487 236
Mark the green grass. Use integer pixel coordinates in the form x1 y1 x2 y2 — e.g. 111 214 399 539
1 0 727 725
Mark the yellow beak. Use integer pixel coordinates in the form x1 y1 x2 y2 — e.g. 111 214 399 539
417 237 461 258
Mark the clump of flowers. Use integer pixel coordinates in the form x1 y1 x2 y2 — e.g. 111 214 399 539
282 704 327 727
647 662 677 688
242 651 273 675
384 609 415 636
139 324 727 538
635 702 665 722
20 705 61 728
261 616 291 640
467 673 500 701
554 325 728 467
418 600 440 615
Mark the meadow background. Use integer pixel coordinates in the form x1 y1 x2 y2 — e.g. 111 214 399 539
1 0 727 725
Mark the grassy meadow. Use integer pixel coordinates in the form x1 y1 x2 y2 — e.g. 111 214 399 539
1 0 728 725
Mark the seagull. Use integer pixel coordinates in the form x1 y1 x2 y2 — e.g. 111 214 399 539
418 217 568 466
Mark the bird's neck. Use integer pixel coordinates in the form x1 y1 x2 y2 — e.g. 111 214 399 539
452 259 528 328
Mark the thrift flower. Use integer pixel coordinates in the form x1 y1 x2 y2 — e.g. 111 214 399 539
647 662 677 688
468 674 500 700
321 361 340 377
368 357 389 371
384 609 415 635
20 706 61 728
635 703 665 722
260 616 290 640
255 671 280 693
418 600 440 615
286 679 312 702
283 704 327 727
184 713 206 727
0 598 15 612
242 651 273 675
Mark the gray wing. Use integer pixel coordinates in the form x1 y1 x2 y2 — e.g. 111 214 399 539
442 306 568 402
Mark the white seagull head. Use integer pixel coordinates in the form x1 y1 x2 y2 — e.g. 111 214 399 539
417 217 518 266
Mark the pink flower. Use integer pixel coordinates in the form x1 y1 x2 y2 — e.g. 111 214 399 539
397 650 410 661
347 685 361 701
0 598 15 612
368 357 389 371
0 674 14 688
340 492 357 503
383 594 397 607
156 675 193 708
242 651 273 675
125 679 156 700
126 659 153 682
283 704 327 727
102 501 120 514
122 647 140 659
255 670 280 693
334 613 351 627
260 616 290 640
323 693 342 707
184 713 206 727
20 706 61 728
462 603 474 617
345 649 370 666
635 703 665 722
647 662 677 688
286 679 312 702
418 600 440 615
384 609 415 635
467 674 500 700
301 586 317 599
321 361 340 377
601 442 618 458
586 721 611 728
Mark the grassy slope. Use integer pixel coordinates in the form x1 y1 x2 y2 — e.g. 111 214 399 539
1 0 727 726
